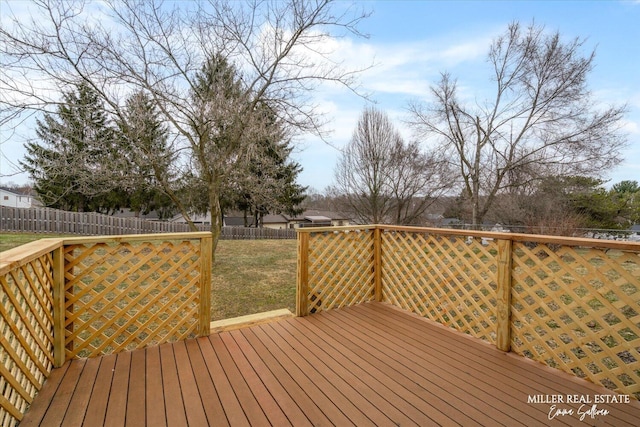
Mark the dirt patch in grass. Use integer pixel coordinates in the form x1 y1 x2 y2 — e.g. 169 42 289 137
210 239 297 320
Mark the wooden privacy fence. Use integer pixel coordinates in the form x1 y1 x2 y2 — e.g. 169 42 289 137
0 206 208 235
0 232 211 427
297 225 640 399
220 226 296 240
1 206 296 239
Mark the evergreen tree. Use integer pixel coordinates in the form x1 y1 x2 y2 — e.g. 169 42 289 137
610 180 640 226
117 91 176 219
231 103 307 227
237 134 307 227
567 177 622 230
22 82 118 212
186 54 248 227
189 55 306 228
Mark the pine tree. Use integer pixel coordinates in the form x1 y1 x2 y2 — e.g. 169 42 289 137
117 91 176 219
240 123 307 227
185 54 247 228
186 54 306 233
22 82 118 211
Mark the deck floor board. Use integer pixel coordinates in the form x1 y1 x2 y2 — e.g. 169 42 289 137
144 345 166 427
334 305 550 426
281 313 438 426
21 302 640 426
82 353 116 427
64 356 99 426
270 319 418 426
228 329 312 427
125 348 146 427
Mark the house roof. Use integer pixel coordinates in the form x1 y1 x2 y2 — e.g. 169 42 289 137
304 215 332 222
223 216 254 227
290 210 351 221
170 213 211 223
227 210 351 223
0 188 34 197
262 214 289 224
220 209 353 226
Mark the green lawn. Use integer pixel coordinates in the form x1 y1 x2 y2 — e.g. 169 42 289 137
210 239 297 320
0 233 72 252
0 233 298 320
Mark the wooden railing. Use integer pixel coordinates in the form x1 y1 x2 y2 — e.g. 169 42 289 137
297 225 640 399
0 232 211 427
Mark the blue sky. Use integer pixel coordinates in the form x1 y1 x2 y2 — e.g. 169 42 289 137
292 0 640 192
1 0 638 192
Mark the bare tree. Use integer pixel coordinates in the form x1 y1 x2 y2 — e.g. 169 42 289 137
0 0 370 254
407 22 627 227
331 106 448 225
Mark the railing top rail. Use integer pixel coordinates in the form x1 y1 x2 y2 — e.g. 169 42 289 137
297 224 640 251
0 238 63 276
505 231 639 251
295 225 378 234
1 232 212 275
379 225 640 250
59 231 211 245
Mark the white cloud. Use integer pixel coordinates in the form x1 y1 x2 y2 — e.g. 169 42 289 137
367 78 432 97
622 119 640 135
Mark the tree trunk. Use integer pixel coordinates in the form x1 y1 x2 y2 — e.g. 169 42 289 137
208 185 223 263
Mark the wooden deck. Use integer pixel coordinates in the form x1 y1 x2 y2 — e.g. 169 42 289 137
21 302 640 426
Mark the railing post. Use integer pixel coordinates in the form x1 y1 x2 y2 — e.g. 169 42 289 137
374 227 382 302
199 235 213 336
496 238 513 352
296 231 309 316
53 244 66 367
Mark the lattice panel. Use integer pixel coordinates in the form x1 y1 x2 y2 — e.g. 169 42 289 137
63 239 202 358
511 242 640 399
306 230 375 313
381 231 499 344
1 253 55 427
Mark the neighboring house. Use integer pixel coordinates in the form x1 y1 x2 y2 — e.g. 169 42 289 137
264 210 352 230
112 208 162 221
170 212 212 225
177 209 352 229
261 214 289 229
0 188 35 208
223 216 255 227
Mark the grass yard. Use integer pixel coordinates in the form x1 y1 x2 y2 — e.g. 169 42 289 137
210 239 297 320
0 232 72 252
1 233 298 320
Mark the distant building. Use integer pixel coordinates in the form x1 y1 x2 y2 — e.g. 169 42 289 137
170 212 212 225
111 208 163 221
265 210 351 229
170 209 352 229
223 210 352 229
0 188 35 208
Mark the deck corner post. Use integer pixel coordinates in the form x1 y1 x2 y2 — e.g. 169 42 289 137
496 238 513 352
374 227 382 302
199 235 213 336
296 231 309 317
53 244 66 367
